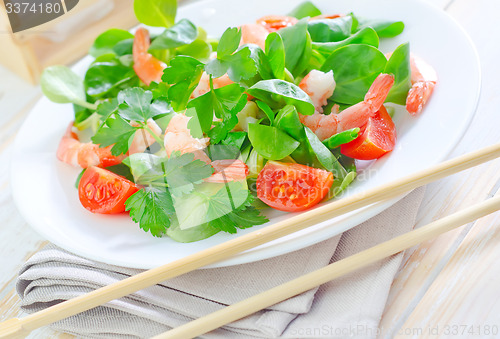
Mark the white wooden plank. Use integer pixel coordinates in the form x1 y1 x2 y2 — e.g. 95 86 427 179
380 0 500 335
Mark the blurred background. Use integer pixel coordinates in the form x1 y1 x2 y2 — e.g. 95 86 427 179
0 0 137 125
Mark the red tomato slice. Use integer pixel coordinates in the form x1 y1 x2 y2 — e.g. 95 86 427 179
78 166 140 214
340 105 396 160
256 15 298 32
257 161 334 212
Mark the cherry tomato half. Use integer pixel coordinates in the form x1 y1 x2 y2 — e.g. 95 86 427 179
257 161 334 212
340 105 396 160
78 166 140 214
256 15 298 32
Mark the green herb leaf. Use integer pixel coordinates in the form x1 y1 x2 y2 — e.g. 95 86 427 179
186 83 247 143
134 0 177 28
265 32 285 80
322 128 360 149
288 1 322 19
176 38 212 60
126 188 175 237
148 19 198 50
164 152 215 196
40 66 91 109
312 27 379 56
125 152 214 196
357 18 405 38
274 105 347 179
216 27 241 59
307 16 353 42
384 42 412 105
321 44 387 105
206 45 259 83
84 61 138 98
162 55 205 110
248 123 300 160
91 114 138 156
96 98 119 119
278 18 312 77
304 127 346 177
247 79 315 115
256 100 275 125
117 88 170 121
89 29 134 58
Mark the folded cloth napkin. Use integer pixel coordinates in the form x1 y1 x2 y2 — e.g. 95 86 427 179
17 188 425 339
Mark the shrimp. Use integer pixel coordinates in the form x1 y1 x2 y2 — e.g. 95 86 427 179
129 119 163 155
164 114 211 162
57 122 127 168
310 14 344 20
133 27 167 86
190 24 267 99
191 72 234 98
256 15 298 32
240 23 269 50
299 73 395 141
406 54 437 115
163 114 249 183
204 159 249 183
299 70 335 113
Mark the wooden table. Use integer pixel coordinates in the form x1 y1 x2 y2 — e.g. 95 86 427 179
1 0 499 338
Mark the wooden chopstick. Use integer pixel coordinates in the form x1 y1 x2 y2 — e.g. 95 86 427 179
153 194 500 339
1 143 500 339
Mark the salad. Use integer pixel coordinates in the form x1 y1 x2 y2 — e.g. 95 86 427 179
40 0 437 242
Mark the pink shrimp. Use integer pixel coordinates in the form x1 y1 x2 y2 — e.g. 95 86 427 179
191 72 234 98
133 27 167 86
240 23 269 50
205 159 249 183
164 114 211 162
57 122 127 168
299 70 335 113
163 114 248 183
310 14 344 20
129 119 163 154
299 73 395 141
406 54 437 115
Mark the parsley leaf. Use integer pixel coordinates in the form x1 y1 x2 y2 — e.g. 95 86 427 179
205 27 258 82
124 152 214 196
91 114 138 156
206 183 268 233
126 188 175 237
216 27 241 58
172 181 269 233
186 83 247 143
117 87 170 121
162 56 204 111
164 152 214 196
96 98 118 119
148 19 198 50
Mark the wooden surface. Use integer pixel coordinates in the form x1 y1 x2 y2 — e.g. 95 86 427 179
1 0 499 338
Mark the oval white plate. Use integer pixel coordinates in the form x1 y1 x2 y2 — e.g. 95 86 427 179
11 0 480 269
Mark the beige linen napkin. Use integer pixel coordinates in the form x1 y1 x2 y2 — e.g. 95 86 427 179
16 188 425 339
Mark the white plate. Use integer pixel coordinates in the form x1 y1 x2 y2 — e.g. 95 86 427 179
11 0 480 269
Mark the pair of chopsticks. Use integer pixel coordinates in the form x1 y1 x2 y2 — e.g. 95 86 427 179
2 143 500 339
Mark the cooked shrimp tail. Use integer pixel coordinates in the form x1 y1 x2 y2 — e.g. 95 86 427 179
129 119 163 155
133 27 167 86
205 159 249 183
57 122 126 168
406 54 437 115
336 73 394 132
299 70 335 113
299 73 394 141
